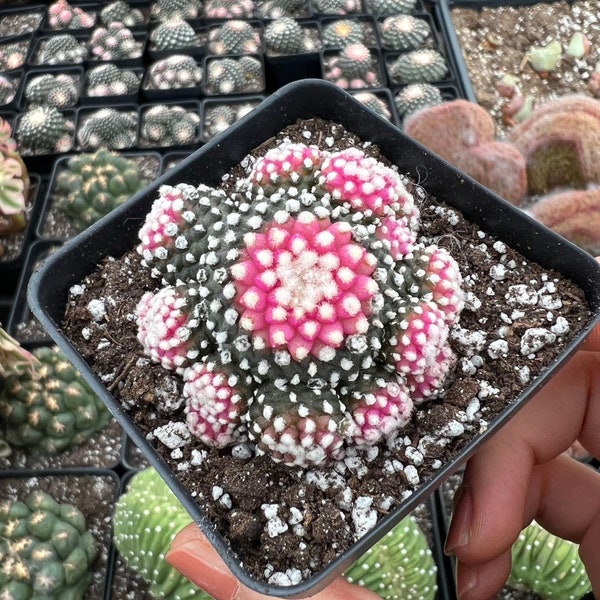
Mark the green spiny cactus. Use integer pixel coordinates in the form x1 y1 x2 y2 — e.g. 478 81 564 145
36 33 87 65
141 105 201 147
313 0 363 14
100 0 146 27
321 19 365 48
0 489 98 599
353 91 392 121
368 0 417 17
205 56 263 95
379 15 431 51
388 49 448 84
146 55 203 90
207 20 261 55
88 22 144 61
151 0 202 20
203 0 254 18
16 105 74 155
47 0 96 30
264 17 306 55
114 467 211 600
0 74 18 107
55 149 149 231
150 19 198 51
0 335 112 454
394 83 442 120
508 520 591 599
85 63 141 98
259 0 307 18
24 73 79 109
77 108 137 151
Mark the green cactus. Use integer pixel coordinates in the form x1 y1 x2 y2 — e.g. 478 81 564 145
203 0 254 18
321 19 365 48
151 0 202 20
88 22 144 61
352 91 392 121
35 34 87 65
0 490 98 599
150 19 198 51
207 20 261 55
379 15 431 51
55 149 149 231
205 56 263 95
259 0 307 18
114 468 211 600
508 521 591 599
141 105 201 147
264 17 306 54
24 73 79 109
77 108 137 151
0 40 29 71
16 105 74 155
368 0 417 17
388 49 448 84
0 337 112 454
100 0 146 27
146 55 203 90
85 63 141 98
313 0 363 15
394 83 442 120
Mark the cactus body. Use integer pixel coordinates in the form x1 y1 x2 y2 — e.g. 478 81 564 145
47 0 96 30
259 0 307 18
100 0 145 27
313 0 362 14
203 0 254 18
368 0 417 17
394 83 442 120
85 63 141 97
0 75 18 107
151 0 202 20
25 73 79 109
141 104 201 148
88 23 144 61
388 49 448 84
205 57 263 95
353 92 392 120
380 15 431 51
16 105 74 155
77 108 137 151
264 18 306 54
208 21 261 55
322 19 365 48
146 55 203 90
36 34 87 65
326 43 381 89
150 19 198 51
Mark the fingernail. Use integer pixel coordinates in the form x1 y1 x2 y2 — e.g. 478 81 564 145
456 562 478 600
444 485 472 555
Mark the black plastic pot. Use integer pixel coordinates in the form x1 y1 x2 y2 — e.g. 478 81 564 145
0 4 44 41
27 79 600 598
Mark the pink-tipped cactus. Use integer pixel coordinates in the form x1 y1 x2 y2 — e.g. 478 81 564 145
326 44 381 89
404 100 528 205
375 216 417 260
48 0 95 29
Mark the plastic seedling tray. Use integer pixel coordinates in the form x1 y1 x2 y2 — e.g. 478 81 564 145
28 79 600 598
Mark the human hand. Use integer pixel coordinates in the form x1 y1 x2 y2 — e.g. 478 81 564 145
444 317 600 598
166 524 382 600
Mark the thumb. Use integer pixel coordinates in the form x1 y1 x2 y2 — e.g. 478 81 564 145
166 523 382 600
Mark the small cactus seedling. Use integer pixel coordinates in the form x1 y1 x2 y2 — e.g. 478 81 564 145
0 40 29 71
141 104 201 147
205 56 264 95
313 0 363 14
352 91 392 121
85 63 141 98
146 54 203 90
35 33 87 65
566 32 591 60
87 23 144 61
151 0 202 20
379 15 431 51
394 83 442 120
55 149 149 231
24 73 79 109
258 0 308 18
0 330 112 453
208 20 262 55
203 0 255 18
321 19 365 48
527 39 562 73
150 18 199 51
0 75 18 107
100 0 146 27
388 49 448 84
367 0 417 17
325 44 382 89
0 490 98 598
16 105 74 155
264 18 308 55
47 0 96 30
77 108 138 150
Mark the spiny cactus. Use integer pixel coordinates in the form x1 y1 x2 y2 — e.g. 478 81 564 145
35 34 87 65
509 95 600 196
313 0 363 14
0 331 112 453
0 40 29 70
508 521 591 599
322 19 365 48
150 18 198 51
203 101 259 140
379 15 431 51
0 489 98 599
141 104 201 147
203 0 254 18
388 49 448 84
264 17 307 55
135 138 464 466
0 74 18 107
205 56 263 95
404 100 527 205
151 0 202 20
24 73 79 109
54 149 149 231
85 63 141 98
367 0 417 17
16 105 74 155
258 0 307 18
325 44 382 89
47 0 96 30
146 54 203 90
208 20 261 55
100 0 146 27
394 83 442 120
88 22 144 61
353 91 392 121
77 108 137 150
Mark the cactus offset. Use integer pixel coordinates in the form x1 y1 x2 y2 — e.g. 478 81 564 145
77 108 137 151
100 0 145 27
146 54 203 90
47 0 95 30
36 34 87 65
54 149 148 231
135 139 464 466
25 73 79 109
88 22 144 61
379 15 431 51
264 18 306 55
85 63 141 97
151 0 202 20
141 104 201 147
208 20 261 55
388 49 448 84
150 18 198 51
16 105 74 155
0 490 98 598
326 43 381 89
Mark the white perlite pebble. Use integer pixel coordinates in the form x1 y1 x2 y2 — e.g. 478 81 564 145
405 446 423 466
551 316 570 335
352 497 377 540
404 465 420 486
268 569 303 586
488 339 509 359
190 449 208 466
81 327 92 340
70 284 86 296
520 328 556 355
87 298 107 321
150 421 191 449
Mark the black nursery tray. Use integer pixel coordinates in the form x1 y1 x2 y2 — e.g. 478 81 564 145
28 79 600 598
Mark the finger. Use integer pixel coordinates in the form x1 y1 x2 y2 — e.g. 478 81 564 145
581 321 600 351
166 524 382 600
455 550 512 600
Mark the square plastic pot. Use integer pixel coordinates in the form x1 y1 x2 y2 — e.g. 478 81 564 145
0 4 44 41
20 65 83 110
27 79 600 598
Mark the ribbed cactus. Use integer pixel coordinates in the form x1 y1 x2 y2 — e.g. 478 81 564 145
24 73 79 109
368 0 417 17
77 108 137 150
36 34 87 65
264 17 307 54
135 139 464 467
54 149 148 231
379 15 431 51
208 20 261 55
88 22 144 61
0 333 111 454
151 0 202 20
322 19 365 48
203 102 258 140
85 63 141 97
259 0 307 18
146 55 203 90
150 18 198 51
141 104 201 147
325 44 382 89
205 56 263 95
47 0 96 30
16 105 74 155
0 490 98 599
313 0 363 14
388 49 448 84
100 0 146 27
353 91 392 121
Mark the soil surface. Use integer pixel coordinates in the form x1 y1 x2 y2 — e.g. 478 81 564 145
60 118 591 587
451 0 600 137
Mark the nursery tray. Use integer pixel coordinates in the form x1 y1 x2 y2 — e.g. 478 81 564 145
28 79 600 598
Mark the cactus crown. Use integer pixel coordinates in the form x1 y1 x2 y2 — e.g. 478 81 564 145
25 73 79 109
135 128 464 467
388 49 448 84
16 105 74 155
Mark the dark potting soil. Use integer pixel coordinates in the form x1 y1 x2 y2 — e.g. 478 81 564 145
60 118 591 585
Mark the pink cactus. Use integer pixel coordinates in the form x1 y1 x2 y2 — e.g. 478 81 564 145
48 0 95 29
405 344 456 403
375 216 417 259
326 44 380 89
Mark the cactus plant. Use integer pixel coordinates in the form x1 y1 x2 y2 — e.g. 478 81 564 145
0 40 29 71
0 489 98 598
203 0 254 18
352 91 392 121
258 0 308 18
88 22 144 61
151 0 202 20
100 0 146 27
54 149 149 231
85 63 141 98
325 44 382 89
135 137 464 466
205 56 263 95
367 0 417 17
35 34 87 65
321 19 366 48
47 0 96 30
203 101 259 140
150 18 198 51
0 74 18 107
388 49 448 84
24 73 79 109
404 100 527 205
313 0 363 14
394 83 442 120
0 330 112 453
146 55 203 90
141 105 201 147
264 17 307 55
16 105 74 155
208 20 261 55
77 108 137 150
379 15 431 51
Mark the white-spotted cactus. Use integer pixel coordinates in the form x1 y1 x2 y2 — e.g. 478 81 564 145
88 23 144 61
264 18 307 55
36 34 87 65
205 56 263 95
146 54 203 90
150 18 198 51
24 73 79 108
77 108 137 150
100 0 145 27
16 105 74 155
203 0 254 18
141 104 201 147
47 0 95 30
85 63 141 97
379 15 431 51
394 83 442 120
208 20 261 55
388 49 448 84
313 0 362 14
353 91 392 121
368 0 417 17
326 44 382 89
322 19 366 48
151 0 202 20
135 138 464 467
